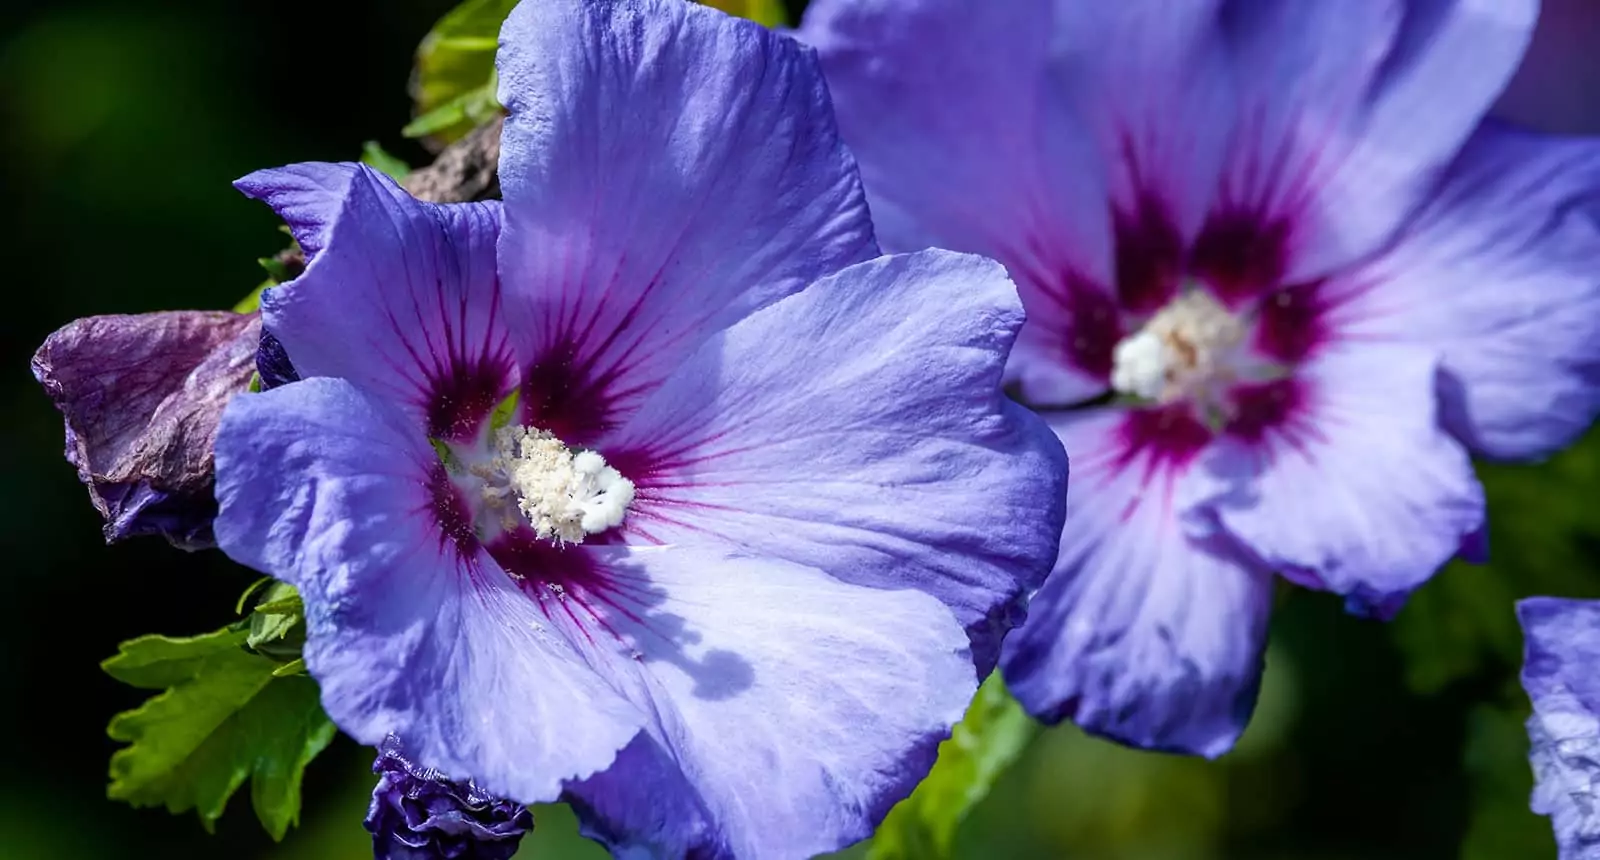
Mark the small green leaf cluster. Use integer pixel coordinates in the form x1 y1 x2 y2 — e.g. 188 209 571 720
404 0 517 145
104 580 332 840
233 226 300 316
402 0 788 148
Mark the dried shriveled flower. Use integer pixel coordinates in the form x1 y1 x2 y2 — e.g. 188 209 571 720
366 735 534 860
31 311 259 550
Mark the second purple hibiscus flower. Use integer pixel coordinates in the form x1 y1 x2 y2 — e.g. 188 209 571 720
1518 598 1600 859
215 1 1067 858
804 0 1600 756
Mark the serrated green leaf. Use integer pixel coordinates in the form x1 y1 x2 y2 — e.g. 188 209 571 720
103 628 336 840
701 0 789 27
360 140 412 180
1393 425 1600 693
868 673 1038 860
408 0 516 145
103 627 251 689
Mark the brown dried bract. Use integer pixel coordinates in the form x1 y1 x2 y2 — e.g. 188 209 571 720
402 115 504 204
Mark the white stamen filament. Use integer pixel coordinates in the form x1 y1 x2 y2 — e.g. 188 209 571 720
1109 289 1247 404
476 426 635 544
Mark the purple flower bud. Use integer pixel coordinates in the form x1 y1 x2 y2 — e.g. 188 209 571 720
364 735 534 860
31 310 259 550
255 328 301 390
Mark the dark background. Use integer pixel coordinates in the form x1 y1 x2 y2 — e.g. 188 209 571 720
3 1 1599 858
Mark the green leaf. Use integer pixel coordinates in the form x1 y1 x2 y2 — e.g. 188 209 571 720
235 576 274 615
251 590 303 619
247 582 306 662
103 627 336 840
1393 425 1600 693
490 387 520 431
257 257 293 284
403 77 501 140
867 673 1038 860
233 281 269 314
407 0 516 145
406 0 782 146
701 0 789 27
429 437 465 474
360 140 412 180
236 239 304 314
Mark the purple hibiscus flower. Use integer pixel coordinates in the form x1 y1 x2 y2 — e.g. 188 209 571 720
213 1 1066 857
366 734 534 860
803 0 1600 755
1519 598 1600 860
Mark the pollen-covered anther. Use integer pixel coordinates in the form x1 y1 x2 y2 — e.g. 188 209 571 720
1110 289 1247 403
478 426 635 543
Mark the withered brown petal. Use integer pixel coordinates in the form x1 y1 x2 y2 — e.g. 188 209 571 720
31 310 261 550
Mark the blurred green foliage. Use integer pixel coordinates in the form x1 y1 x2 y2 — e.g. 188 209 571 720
360 141 413 180
1394 427 1600 694
867 673 1039 859
403 0 785 148
702 0 789 27
1460 694 1547 860
405 0 513 145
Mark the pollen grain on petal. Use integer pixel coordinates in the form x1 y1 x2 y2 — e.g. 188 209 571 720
427 462 481 558
520 344 619 445
425 355 516 444
484 528 655 647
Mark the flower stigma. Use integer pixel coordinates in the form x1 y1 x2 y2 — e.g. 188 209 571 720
1111 289 1248 407
471 426 635 543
